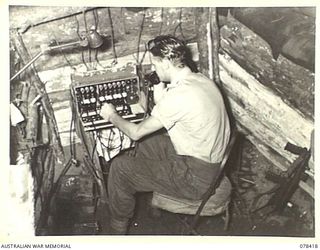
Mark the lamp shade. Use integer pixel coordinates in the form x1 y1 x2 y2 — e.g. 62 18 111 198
87 29 103 49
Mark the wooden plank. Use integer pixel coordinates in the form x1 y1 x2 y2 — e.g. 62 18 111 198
9 6 91 30
219 15 314 120
209 7 221 85
219 51 314 171
11 30 65 163
9 7 197 72
231 7 315 71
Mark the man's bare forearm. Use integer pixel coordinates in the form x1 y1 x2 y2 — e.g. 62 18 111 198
108 112 140 140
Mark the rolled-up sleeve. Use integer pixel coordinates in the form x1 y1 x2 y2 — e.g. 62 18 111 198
151 90 185 130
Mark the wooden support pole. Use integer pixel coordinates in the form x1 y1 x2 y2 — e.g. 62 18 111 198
11 30 65 163
209 7 221 85
26 85 39 146
194 8 210 77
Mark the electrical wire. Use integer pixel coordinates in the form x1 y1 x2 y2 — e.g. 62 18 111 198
91 131 98 161
49 101 77 198
75 14 89 71
74 15 81 39
93 9 99 30
173 7 186 40
82 10 92 71
69 98 78 159
92 9 100 70
51 35 76 71
83 10 89 33
107 7 118 65
159 7 164 35
69 102 75 157
81 50 90 71
135 9 146 64
88 47 92 69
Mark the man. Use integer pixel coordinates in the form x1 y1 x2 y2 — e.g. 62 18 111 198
100 35 231 234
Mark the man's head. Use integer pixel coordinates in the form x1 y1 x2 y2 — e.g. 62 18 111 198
147 35 191 82
147 35 188 68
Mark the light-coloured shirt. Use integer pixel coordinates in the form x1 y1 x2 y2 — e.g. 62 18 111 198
151 67 230 163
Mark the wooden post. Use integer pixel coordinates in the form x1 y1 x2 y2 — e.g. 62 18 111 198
194 8 210 77
11 30 65 163
209 7 221 85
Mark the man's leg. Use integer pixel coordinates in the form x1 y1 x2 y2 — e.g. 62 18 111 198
106 134 220 234
131 133 174 160
107 134 194 233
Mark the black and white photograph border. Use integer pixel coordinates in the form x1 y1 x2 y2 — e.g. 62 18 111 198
1 0 319 249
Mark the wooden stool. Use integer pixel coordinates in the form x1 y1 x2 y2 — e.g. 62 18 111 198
151 131 238 234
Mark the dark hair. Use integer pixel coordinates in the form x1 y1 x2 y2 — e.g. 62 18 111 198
147 35 197 71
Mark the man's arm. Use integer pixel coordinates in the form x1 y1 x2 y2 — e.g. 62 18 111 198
100 103 163 141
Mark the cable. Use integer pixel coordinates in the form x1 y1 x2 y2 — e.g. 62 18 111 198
107 7 118 65
48 21 76 70
83 10 89 33
136 9 146 64
94 48 105 69
69 102 75 157
19 7 100 34
93 9 99 30
138 48 148 65
88 47 92 69
75 14 89 71
74 15 81 39
81 50 90 71
159 7 164 35
91 9 99 70
91 131 98 161
82 10 92 71
173 8 186 40
53 38 76 71
69 98 78 159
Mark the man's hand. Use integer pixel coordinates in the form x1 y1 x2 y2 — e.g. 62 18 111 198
100 103 117 122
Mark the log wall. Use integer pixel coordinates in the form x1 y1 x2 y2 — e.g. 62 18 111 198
219 15 314 169
9 7 314 202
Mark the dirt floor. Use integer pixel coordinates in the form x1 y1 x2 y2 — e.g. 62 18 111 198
49 135 314 237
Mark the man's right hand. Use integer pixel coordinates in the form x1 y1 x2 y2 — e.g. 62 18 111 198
100 103 117 122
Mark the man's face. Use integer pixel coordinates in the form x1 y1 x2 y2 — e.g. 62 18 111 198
150 56 169 82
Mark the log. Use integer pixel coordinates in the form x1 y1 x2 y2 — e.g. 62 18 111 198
231 7 315 72
9 7 197 72
217 15 314 171
26 85 39 145
209 7 221 85
219 15 314 120
219 51 313 163
11 30 65 163
195 8 210 77
219 51 314 196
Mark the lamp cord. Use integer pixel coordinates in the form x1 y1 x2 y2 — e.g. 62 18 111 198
108 7 118 65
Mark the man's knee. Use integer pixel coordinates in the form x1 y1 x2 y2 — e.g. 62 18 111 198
110 155 133 177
